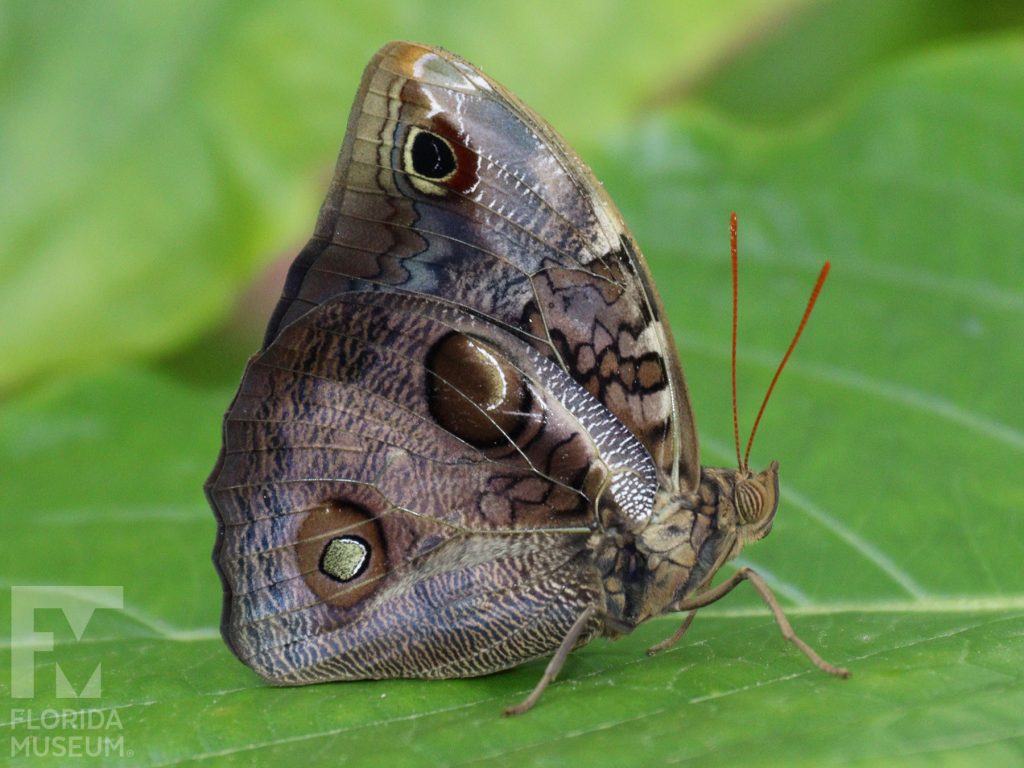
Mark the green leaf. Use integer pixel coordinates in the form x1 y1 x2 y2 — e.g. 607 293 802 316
3 24 1023 768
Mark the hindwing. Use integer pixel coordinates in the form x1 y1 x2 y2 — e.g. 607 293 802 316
208 291 656 680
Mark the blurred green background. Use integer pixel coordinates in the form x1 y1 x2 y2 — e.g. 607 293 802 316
2 1 1023 765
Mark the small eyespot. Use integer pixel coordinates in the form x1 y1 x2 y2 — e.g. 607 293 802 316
296 501 387 608
404 127 457 195
411 129 456 178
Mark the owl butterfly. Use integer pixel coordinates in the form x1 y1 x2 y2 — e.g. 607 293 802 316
207 41 848 715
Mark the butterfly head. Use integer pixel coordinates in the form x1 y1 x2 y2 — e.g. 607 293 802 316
721 212 827 542
732 460 780 544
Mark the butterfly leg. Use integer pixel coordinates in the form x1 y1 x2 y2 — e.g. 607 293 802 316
647 609 698 656
673 567 849 678
504 605 597 716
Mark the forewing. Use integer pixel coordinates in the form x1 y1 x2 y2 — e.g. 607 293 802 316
265 41 699 490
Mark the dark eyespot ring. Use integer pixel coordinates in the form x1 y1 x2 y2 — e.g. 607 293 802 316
411 129 456 178
403 127 458 195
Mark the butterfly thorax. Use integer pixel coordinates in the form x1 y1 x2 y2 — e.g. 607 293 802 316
596 462 780 635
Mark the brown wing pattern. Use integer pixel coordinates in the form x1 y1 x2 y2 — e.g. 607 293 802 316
265 42 698 490
207 291 657 681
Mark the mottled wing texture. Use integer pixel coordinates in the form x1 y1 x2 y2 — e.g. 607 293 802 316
265 41 699 490
207 291 658 681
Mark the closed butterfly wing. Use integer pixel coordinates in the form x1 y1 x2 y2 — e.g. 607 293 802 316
207 291 658 682
209 41 848 708
265 41 699 490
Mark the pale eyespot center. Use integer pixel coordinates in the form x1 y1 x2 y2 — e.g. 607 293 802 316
296 501 387 608
320 536 370 582
403 126 457 195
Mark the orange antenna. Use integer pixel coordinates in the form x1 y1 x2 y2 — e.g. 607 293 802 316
730 213 742 469
743 257 831 468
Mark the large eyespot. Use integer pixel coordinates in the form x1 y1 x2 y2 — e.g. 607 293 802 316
425 332 532 448
404 127 457 195
296 501 387 609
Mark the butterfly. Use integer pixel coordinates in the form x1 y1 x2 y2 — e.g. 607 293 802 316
206 41 847 715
